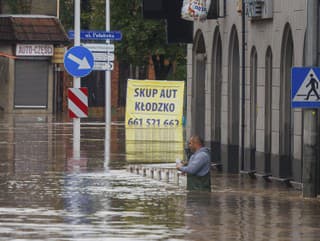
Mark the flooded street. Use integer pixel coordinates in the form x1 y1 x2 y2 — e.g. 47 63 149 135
0 114 320 241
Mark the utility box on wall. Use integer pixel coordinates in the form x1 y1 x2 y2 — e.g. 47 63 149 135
246 0 273 20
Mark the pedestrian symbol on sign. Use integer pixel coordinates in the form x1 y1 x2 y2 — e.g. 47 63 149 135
304 73 320 100
292 68 320 103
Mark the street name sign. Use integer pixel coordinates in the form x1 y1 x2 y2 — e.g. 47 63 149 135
64 46 94 78
68 30 122 41
81 43 115 71
292 67 320 108
82 43 115 52
94 62 114 71
93 52 115 61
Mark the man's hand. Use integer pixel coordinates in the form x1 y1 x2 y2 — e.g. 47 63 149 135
176 163 183 170
176 163 186 175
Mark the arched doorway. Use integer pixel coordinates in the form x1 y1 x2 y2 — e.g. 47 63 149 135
227 26 240 172
192 31 206 139
279 23 294 178
211 27 222 162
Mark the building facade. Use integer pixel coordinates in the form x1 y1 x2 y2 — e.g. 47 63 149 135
0 15 69 113
186 0 308 183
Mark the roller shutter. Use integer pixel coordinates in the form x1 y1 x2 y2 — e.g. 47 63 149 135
14 60 48 108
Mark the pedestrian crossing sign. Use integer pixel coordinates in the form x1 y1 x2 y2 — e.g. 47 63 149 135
291 67 320 108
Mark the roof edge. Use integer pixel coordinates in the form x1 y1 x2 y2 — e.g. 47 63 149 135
0 14 57 19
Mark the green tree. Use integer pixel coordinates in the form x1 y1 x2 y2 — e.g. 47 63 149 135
60 0 186 80
59 0 73 30
4 0 32 13
109 0 186 80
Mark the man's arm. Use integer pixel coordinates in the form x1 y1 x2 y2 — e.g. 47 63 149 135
177 152 208 175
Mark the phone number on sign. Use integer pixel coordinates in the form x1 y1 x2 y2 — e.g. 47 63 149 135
127 118 180 127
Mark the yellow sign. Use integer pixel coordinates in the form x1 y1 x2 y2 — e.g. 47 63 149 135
125 79 185 127
125 79 185 163
52 47 66 64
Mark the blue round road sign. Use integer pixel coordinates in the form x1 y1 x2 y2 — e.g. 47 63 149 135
64 46 94 78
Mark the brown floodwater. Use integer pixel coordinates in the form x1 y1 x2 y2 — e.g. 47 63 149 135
0 113 319 241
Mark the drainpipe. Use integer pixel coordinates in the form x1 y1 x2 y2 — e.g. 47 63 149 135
240 0 246 171
303 0 318 197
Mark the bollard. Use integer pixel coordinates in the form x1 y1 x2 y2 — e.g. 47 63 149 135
127 165 186 187
176 172 180 185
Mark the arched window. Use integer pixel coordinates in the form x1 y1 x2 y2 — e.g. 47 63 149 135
279 23 294 177
192 31 206 139
227 25 240 173
228 26 240 146
264 46 272 174
265 47 272 154
211 26 222 163
211 27 222 143
250 47 258 150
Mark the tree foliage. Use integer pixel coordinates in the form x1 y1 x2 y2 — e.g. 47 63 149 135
4 0 32 13
59 0 186 80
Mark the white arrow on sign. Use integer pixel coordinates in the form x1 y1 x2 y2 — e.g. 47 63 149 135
67 53 91 69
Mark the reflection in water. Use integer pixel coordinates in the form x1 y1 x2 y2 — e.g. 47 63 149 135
183 189 320 241
126 127 185 163
104 124 111 171
0 171 187 240
0 114 320 240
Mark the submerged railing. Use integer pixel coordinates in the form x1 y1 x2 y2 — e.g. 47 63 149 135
127 164 186 187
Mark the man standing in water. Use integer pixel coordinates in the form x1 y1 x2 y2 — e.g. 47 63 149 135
176 135 211 191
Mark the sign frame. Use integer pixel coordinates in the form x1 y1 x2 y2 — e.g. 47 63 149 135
292 67 320 108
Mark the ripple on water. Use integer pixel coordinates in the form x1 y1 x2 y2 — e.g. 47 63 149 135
0 170 189 241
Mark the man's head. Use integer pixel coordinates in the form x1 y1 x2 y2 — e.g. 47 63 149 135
188 135 204 153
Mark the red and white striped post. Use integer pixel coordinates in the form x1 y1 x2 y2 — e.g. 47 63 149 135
68 87 88 118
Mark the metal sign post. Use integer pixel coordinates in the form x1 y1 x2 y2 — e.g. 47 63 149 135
73 0 81 160
104 0 111 170
105 0 111 128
